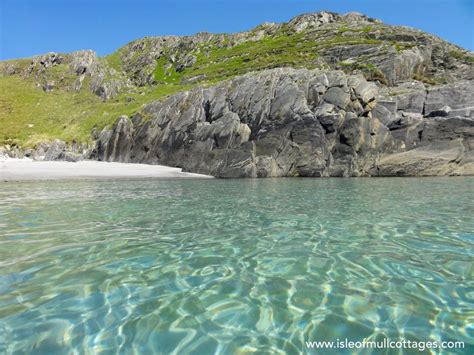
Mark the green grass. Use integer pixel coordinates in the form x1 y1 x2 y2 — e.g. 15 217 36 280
338 25 374 35
389 40 416 53
0 75 191 147
338 61 388 85
337 26 350 34
153 57 182 84
449 50 474 64
0 58 31 74
104 51 123 72
360 25 373 33
169 34 383 83
412 73 445 86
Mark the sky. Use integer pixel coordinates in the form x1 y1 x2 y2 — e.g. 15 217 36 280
0 0 473 60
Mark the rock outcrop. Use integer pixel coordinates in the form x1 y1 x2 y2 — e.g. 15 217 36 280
0 140 91 162
112 11 472 88
93 68 474 177
1 11 472 177
6 50 126 100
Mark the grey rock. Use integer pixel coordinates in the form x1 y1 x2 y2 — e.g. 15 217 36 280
30 140 90 162
94 67 474 177
323 87 350 109
44 140 67 161
69 50 100 76
372 100 398 126
94 116 134 162
448 107 473 118
372 103 395 126
377 47 429 85
27 53 65 74
354 81 378 104
376 100 398 115
42 81 55 92
68 50 124 100
375 139 473 176
393 91 426 114
21 49 125 100
424 81 474 116
287 12 339 33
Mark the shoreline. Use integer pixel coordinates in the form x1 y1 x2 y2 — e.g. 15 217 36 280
2 158 472 181
0 159 213 181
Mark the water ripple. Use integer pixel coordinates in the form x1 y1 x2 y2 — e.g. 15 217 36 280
0 177 473 354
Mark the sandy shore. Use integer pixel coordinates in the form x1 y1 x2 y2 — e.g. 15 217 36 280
0 159 212 181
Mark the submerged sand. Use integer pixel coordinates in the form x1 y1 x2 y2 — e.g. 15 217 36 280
0 159 212 181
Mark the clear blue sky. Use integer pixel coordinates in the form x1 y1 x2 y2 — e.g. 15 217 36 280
1 0 473 60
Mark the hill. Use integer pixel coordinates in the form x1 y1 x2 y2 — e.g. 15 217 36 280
1 11 472 147
1 11 473 177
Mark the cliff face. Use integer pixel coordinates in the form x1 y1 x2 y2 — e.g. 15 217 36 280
1 11 473 177
93 68 474 177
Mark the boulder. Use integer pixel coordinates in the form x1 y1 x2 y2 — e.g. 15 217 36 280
354 81 378 104
44 140 67 161
323 87 350 109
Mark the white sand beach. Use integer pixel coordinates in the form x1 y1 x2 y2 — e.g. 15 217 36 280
0 159 212 181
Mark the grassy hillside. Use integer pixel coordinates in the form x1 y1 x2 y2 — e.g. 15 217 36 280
1 12 472 148
0 75 190 146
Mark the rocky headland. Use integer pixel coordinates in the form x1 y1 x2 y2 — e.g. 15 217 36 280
1 11 473 177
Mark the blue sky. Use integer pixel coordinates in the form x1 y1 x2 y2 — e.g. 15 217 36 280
1 0 473 60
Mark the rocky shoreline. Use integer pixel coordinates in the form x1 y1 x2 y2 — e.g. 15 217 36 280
0 140 91 162
2 68 474 178
1 11 473 178
2 68 473 178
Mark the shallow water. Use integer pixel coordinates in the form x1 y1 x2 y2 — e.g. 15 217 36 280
0 177 473 354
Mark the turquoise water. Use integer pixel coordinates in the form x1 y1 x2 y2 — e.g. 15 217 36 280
0 178 473 354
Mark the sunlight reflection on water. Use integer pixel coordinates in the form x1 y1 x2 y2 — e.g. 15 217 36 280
0 177 473 354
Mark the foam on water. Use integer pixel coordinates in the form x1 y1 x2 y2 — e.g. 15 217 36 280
0 178 473 354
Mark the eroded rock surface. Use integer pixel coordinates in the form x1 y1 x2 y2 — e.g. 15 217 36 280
93 68 474 177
